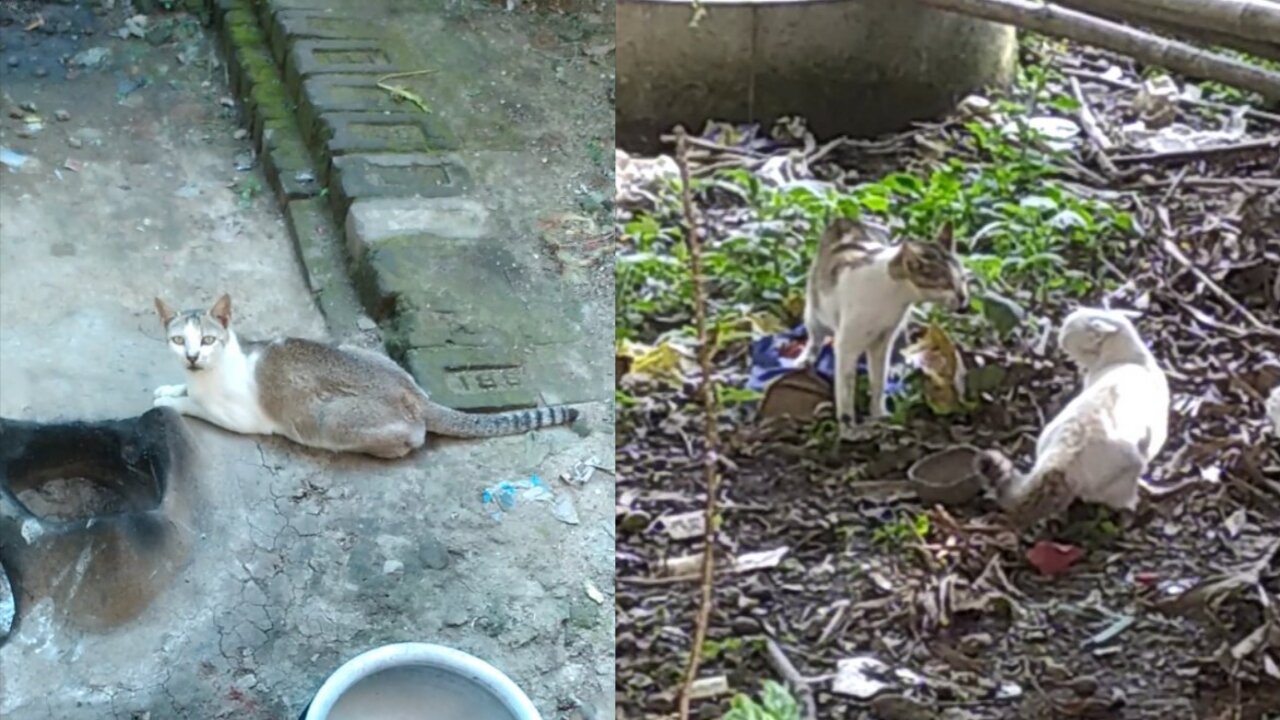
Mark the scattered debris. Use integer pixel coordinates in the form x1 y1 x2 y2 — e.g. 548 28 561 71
1267 385 1280 437
0 147 28 170
657 511 705 541
480 475 551 521
584 580 605 605
560 456 601 486
69 47 111 70
1026 541 1085 576
831 656 923 699
552 494 580 525
685 675 729 700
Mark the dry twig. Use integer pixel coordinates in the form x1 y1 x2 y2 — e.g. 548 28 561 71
1111 135 1280 164
1160 236 1280 337
1069 76 1121 177
673 129 724 720
764 637 818 720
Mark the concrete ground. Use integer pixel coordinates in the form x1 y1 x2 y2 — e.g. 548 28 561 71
0 4 613 719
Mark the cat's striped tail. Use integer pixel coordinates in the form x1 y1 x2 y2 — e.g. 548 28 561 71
973 450 1073 528
422 401 579 438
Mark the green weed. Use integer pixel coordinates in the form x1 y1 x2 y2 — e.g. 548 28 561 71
723 681 801 720
872 512 931 547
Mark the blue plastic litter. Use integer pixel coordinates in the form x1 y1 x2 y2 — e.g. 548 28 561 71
0 147 28 170
747 324 905 396
480 475 551 521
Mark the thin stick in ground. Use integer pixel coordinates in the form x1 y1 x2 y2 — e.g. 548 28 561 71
764 637 818 720
1069 75 1121 177
673 128 724 720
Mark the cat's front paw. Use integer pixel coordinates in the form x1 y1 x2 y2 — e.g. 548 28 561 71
152 395 182 410
154 384 186 399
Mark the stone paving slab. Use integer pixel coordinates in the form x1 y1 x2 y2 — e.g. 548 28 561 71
318 110 459 156
344 196 593 409
285 39 398 95
328 152 472 223
269 11 377 68
297 74 401 147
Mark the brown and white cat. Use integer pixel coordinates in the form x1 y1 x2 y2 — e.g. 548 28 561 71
151 295 578 458
799 218 969 438
975 307 1169 526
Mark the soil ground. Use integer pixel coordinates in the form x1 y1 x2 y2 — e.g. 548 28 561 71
615 39 1280 720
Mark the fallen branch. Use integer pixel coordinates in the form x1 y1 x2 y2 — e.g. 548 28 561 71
764 638 818 720
1054 0 1280 52
673 128 725 720
904 0 1280 103
1160 236 1280 337
1111 135 1280 163
1064 2 1280 65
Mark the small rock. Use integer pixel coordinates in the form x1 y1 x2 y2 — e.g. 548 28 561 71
69 46 111 70
54 110 70 122
233 128 248 140
418 534 449 570
32 67 47 78
5 57 18 68
357 316 377 331
382 559 404 575
67 136 84 149
553 494 580 525
19 101 36 113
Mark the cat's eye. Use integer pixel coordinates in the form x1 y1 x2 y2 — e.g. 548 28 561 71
170 336 183 345
201 336 216 346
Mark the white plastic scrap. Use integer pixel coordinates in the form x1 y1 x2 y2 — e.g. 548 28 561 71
615 149 679 208
1267 385 1280 438
1120 106 1247 154
831 656 925 699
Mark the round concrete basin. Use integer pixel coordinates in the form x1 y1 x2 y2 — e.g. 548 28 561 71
618 0 1018 151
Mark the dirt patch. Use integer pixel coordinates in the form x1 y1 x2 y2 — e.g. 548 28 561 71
15 477 128 521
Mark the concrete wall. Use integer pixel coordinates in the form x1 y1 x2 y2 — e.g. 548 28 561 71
617 0 1018 151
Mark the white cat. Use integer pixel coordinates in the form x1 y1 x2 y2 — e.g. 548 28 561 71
976 307 1170 525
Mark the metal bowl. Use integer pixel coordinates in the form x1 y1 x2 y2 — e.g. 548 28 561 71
302 642 542 720
907 445 985 505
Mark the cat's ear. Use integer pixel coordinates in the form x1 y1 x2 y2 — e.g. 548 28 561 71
1086 317 1120 335
210 294 232 329
935 222 955 253
154 298 176 327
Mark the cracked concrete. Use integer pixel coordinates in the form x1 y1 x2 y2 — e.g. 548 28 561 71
0 4 613 718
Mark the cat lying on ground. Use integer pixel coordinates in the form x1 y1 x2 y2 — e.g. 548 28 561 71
152 294 578 458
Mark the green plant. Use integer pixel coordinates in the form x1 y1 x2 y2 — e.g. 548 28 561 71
872 512 931 547
237 176 262 207
722 681 801 720
700 636 744 662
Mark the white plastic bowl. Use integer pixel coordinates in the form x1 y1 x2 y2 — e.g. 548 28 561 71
304 642 542 720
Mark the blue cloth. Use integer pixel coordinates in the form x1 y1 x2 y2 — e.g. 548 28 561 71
747 325 905 396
